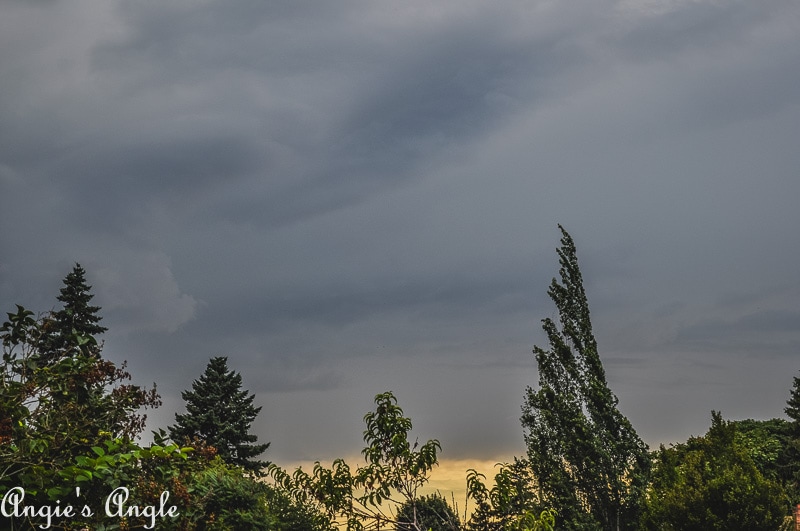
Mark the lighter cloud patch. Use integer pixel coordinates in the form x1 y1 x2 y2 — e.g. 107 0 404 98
93 251 199 333
616 0 706 18
0 164 17 184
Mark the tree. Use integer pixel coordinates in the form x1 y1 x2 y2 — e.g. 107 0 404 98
641 411 785 530
39 263 107 361
465 460 542 531
396 493 461 531
782 373 800 503
785 372 800 429
2 268 327 530
170 356 270 472
1 302 160 528
267 391 441 531
520 226 650 531
732 418 791 484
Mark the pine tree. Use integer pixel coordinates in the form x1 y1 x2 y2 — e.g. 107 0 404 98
170 356 269 472
782 372 800 501
40 263 107 361
785 373 800 431
520 226 650 531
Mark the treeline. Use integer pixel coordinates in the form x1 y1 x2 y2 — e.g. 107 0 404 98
1 265 327 530
2 230 798 530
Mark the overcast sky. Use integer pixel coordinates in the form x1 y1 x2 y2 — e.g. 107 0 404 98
1 0 799 467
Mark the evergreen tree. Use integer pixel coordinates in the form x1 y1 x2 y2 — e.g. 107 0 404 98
170 356 270 472
785 372 800 432
15 265 158 449
2 298 160 523
40 263 107 361
520 226 650 531
782 372 800 503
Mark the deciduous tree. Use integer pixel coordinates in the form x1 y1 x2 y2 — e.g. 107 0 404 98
520 226 650 531
641 411 785 530
268 391 441 531
395 492 461 531
1 300 160 527
465 460 548 531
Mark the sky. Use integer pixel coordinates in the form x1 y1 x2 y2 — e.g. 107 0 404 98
1 0 799 474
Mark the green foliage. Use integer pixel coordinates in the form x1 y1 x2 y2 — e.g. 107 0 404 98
732 418 791 483
1 302 160 510
641 411 785 531
169 356 270 473
465 460 541 531
176 459 278 529
359 392 441 506
1 266 333 530
783 373 800 501
128 434 327 531
520 226 650 531
785 373 800 429
0 274 288 530
267 391 440 531
395 492 461 531
262 480 335 531
511 509 557 531
13 251 800 531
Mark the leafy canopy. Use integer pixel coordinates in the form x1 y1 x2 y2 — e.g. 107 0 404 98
395 492 461 531
268 391 441 531
642 411 785 531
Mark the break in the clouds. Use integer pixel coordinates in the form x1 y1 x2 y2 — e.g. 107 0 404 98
1 0 799 464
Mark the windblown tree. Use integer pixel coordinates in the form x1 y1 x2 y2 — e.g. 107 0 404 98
521 226 650 531
170 356 270 472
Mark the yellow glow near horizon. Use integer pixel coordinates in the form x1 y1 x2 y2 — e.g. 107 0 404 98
270 456 516 521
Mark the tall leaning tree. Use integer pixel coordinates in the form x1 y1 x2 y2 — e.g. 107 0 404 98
170 356 270 473
521 226 650 531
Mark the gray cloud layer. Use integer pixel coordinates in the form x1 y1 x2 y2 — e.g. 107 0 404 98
2 0 799 462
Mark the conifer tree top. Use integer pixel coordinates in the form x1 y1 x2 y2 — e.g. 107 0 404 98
170 356 270 472
785 372 800 434
55 263 108 337
39 263 107 361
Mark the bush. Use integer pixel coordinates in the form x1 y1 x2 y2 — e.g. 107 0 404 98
396 492 461 531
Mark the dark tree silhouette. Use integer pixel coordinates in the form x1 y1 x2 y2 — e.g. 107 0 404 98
170 356 269 472
521 226 650 531
39 263 107 361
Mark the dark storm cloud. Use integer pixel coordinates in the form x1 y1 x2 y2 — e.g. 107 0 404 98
674 308 800 356
2 0 800 463
65 0 598 231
